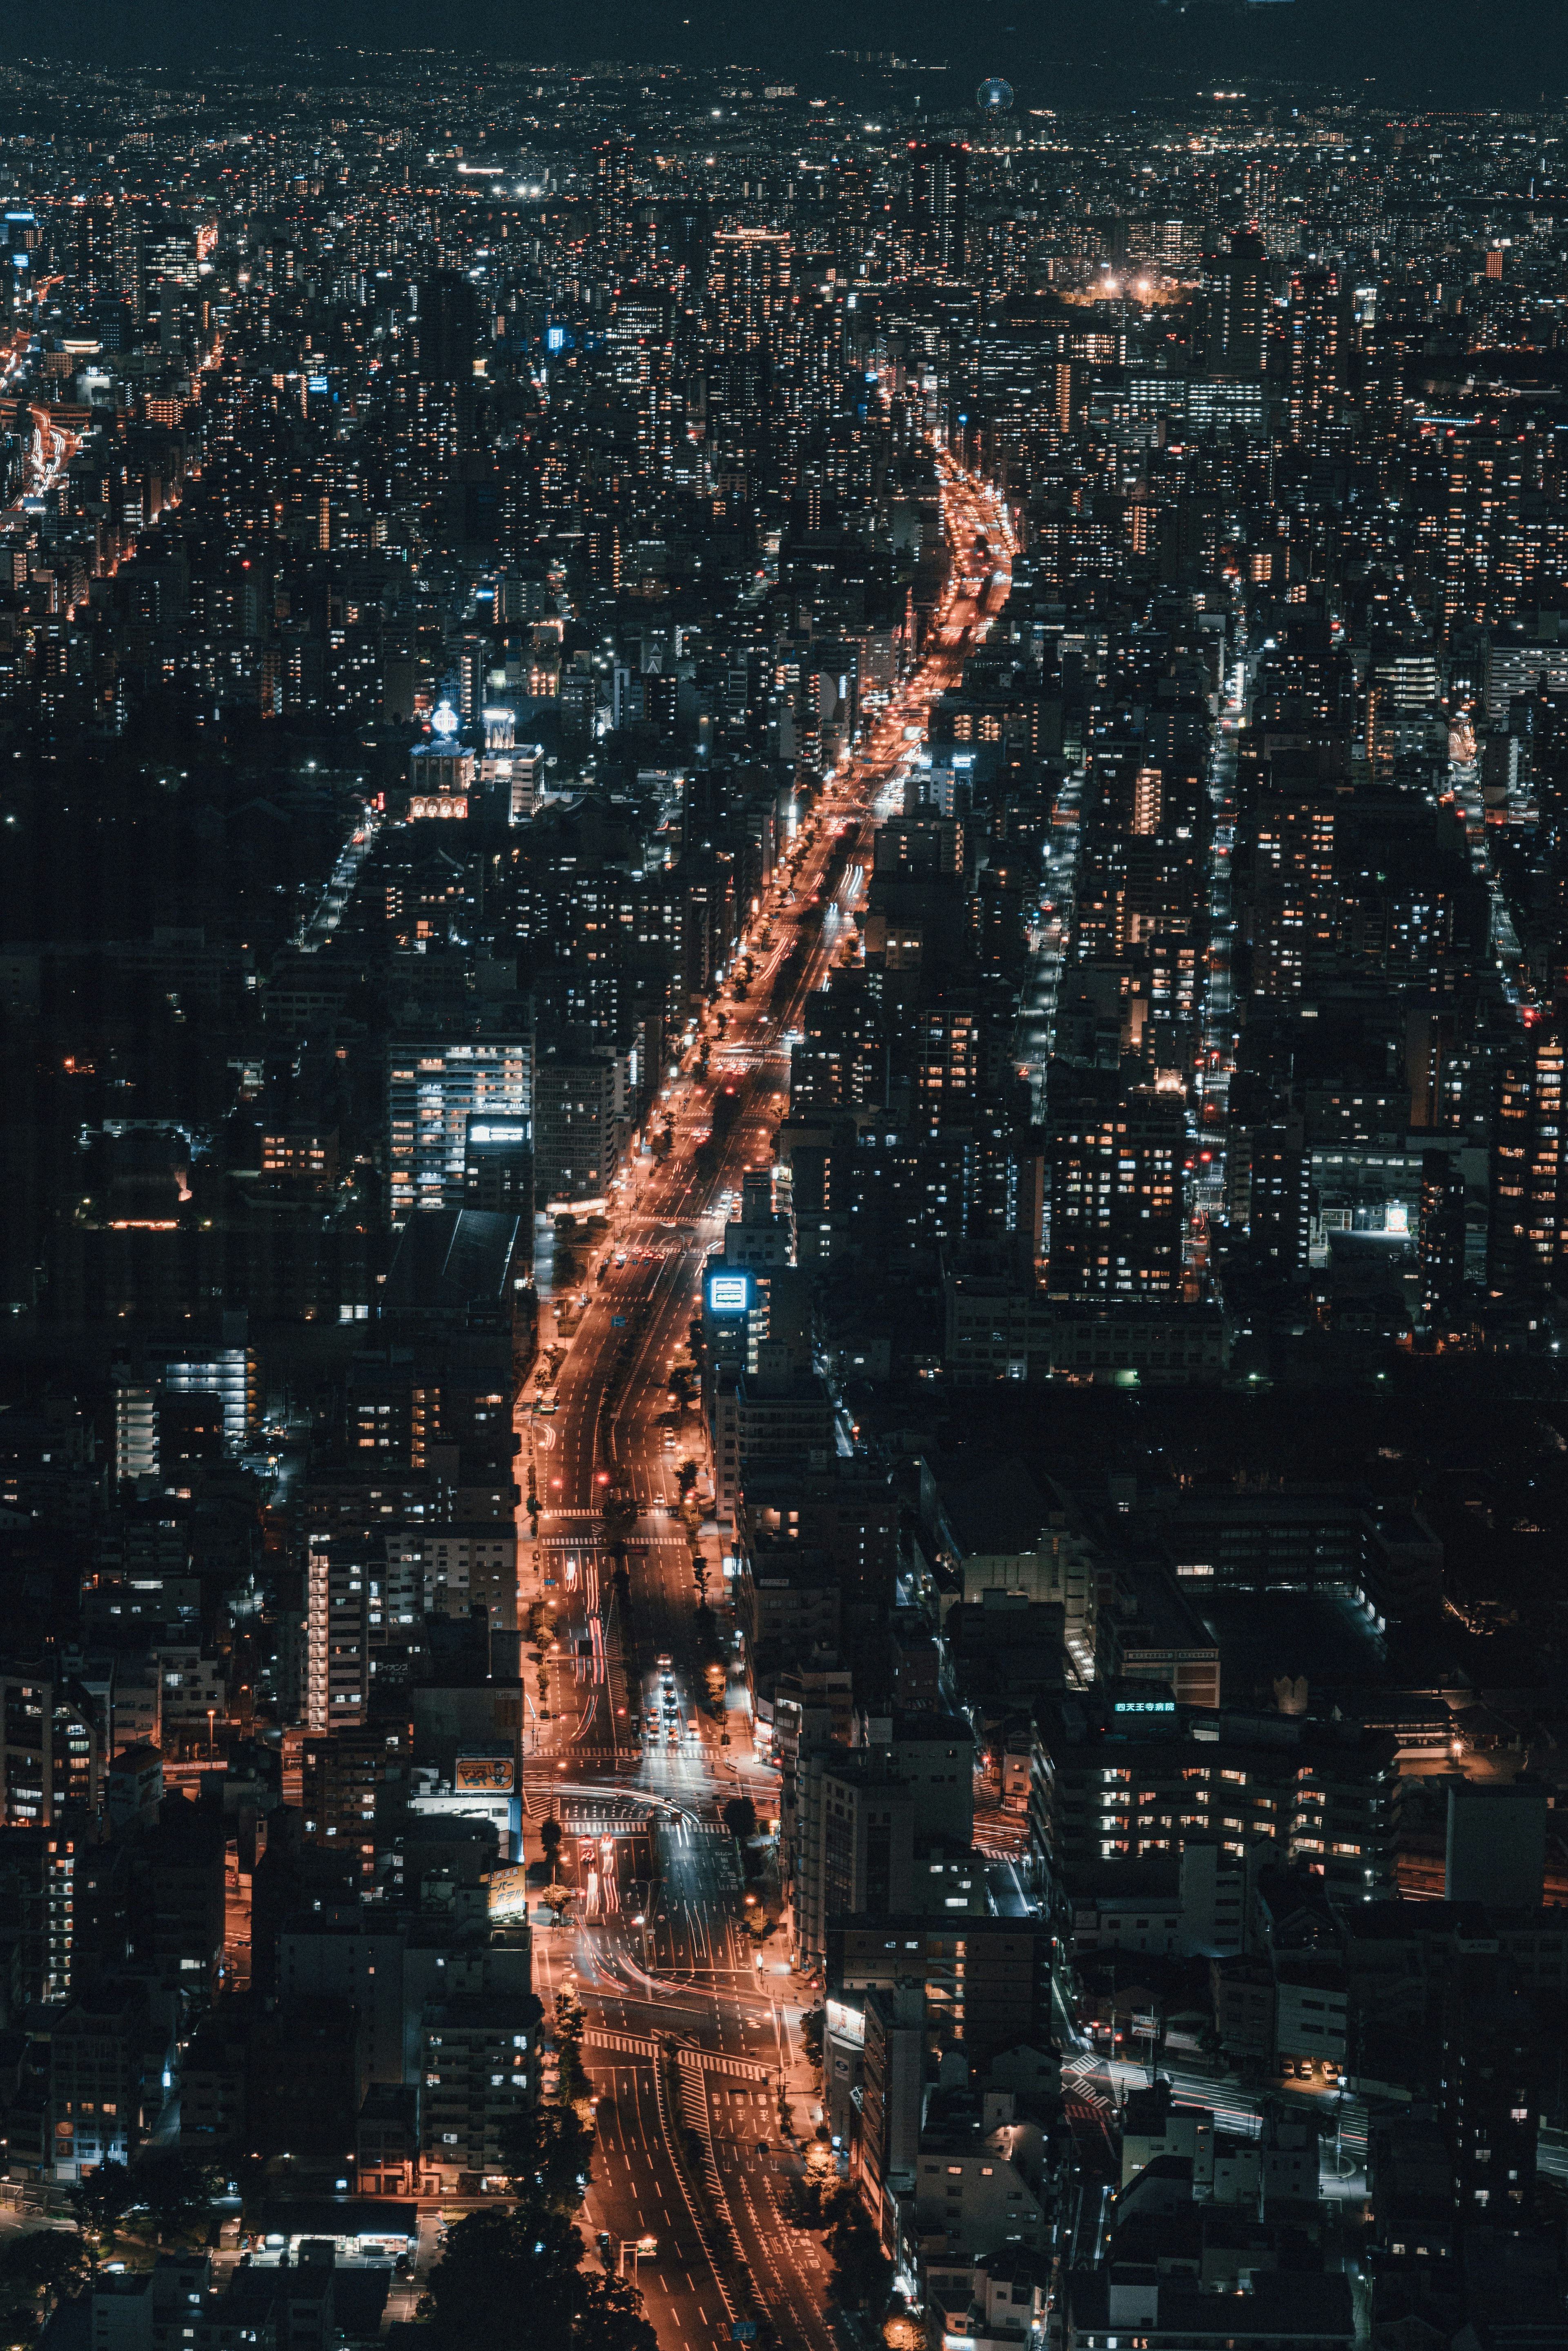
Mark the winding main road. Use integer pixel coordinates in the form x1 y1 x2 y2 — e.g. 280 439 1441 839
515 456 1010 2350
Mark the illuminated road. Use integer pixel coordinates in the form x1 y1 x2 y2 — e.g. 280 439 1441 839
515 455 1008 2348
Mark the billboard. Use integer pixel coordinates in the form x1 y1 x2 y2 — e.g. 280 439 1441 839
825 1997 866 2049
456 1754 515 1794
486 1863 530 1919
707 1271 751 1316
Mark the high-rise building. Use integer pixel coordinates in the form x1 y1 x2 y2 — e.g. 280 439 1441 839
910 1003 980 1132
419 1994 543 2193
908 142 969 274
1047 1071 1185 1295
46 1979 151 2181
0 1672 103 1830
113 1374 159 1487
463 1115 534 1224
304 1535 370 1731
532 1031 628 1207
0 1825 83 1996
793 1749 917 1968
594 136 635 259
69 203 143 317
792 1717 975 1968
143 217 199 291
149 1327 256 1457
829 160 875 282
1247 1115 1312 1284
416 269 479 385
1030 1691 1399 1902
387 1028 533 1225
858 1983 925 2236
1488 1018 1566 1295
1285 266 1343 448
1209 225 1270 378
1442 1954 1539 2224
1367 647 1442 776
790 984 889 1112
301 1718 413 1884
711 228 791 360
1441 427 1527 641
1419 1149 1468 1327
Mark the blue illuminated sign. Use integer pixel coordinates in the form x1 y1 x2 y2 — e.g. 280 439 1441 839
707 1273 751 1316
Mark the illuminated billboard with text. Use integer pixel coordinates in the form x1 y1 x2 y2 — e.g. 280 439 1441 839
486 1863 530 1919
706 1271 752 1316
455 1754 515 1794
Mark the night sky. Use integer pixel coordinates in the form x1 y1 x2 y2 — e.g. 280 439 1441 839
24 0 1568 108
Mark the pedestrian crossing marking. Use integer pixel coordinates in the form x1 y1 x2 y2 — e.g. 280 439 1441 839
582 2029 771 2085
523 1747 626 1764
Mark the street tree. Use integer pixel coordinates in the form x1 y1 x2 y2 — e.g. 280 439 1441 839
0 2227 92 2342
67 2160 135 2255
498 2101 595 2218
601 1493 637 1544
554 1983 590 2104
129 2149 223 2246
417 2205 656 2351
824 2185 893 2318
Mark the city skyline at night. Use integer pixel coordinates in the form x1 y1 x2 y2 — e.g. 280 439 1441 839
0 37 1564 2351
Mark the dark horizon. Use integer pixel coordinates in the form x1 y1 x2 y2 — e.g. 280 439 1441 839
11 0 1568 109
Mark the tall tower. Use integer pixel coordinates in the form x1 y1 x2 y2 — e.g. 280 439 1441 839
711 228 792 360
829 160 874 283
1419 1150 1468 1328
594 136 635 262
1488 1018 1566 1295
908 142 969 275
1441 427 1526 641
1285 265 1343 448
1210 226 1269 378
416 269 478 385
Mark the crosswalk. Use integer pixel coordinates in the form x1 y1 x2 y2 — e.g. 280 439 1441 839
677 2067 726 2201
582 2029 771 2085
523 1747 625 1765
687 2050 771 2083
586 2028 660 2058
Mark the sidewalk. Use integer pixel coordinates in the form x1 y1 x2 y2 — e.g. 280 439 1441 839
768 1962 825 2145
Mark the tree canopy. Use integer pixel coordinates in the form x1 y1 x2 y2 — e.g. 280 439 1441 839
417 2206 655 2351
